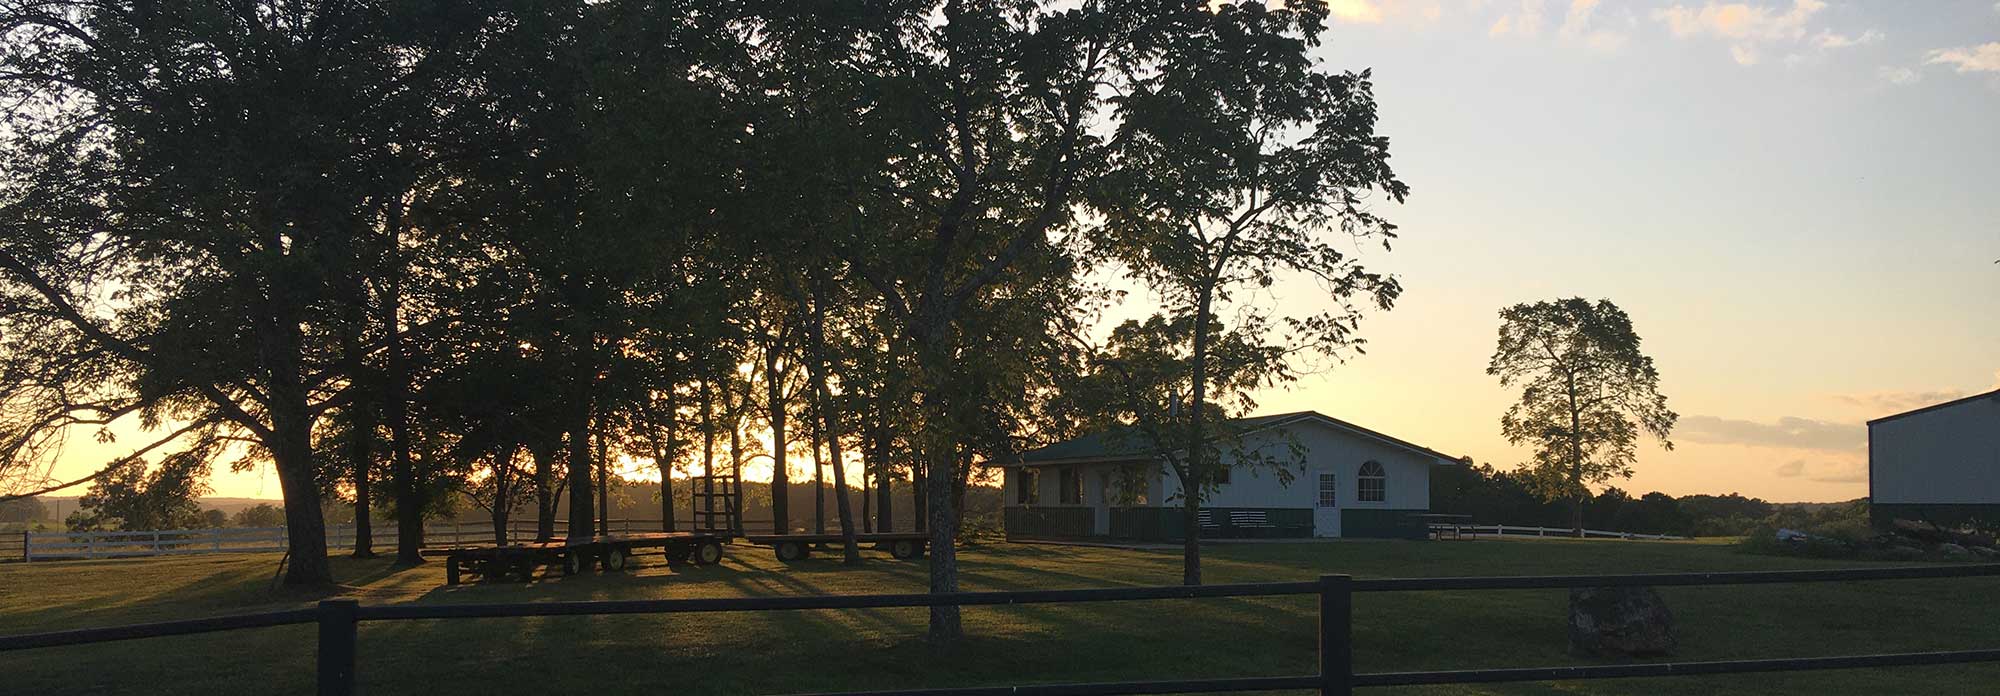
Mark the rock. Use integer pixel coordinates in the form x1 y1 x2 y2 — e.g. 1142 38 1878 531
1568 586 1676 658
1971 546 1998 558
1938 542 1969 557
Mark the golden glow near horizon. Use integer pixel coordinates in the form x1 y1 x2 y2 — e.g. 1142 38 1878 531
27 1 2000 504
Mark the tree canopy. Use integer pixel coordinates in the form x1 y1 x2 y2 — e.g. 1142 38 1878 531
0 0 1409 643
1487 298 1677 536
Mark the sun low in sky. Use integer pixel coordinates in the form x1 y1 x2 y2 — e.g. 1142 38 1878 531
48 0 2000 504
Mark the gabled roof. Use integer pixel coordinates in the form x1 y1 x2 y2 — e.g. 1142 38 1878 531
1866 388 2000 426
1009 410 1463 468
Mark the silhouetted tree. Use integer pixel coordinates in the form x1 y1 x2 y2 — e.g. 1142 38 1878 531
1488 298 1677 537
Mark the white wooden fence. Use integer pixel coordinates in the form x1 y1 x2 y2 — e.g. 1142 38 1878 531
18 518 730 561
1430 523 1685 541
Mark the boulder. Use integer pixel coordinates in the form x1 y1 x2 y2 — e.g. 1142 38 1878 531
1972 546 1999 558
1938 542 1969 557
1568 586 1676 658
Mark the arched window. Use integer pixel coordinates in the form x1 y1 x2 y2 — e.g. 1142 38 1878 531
1358 461 1386 502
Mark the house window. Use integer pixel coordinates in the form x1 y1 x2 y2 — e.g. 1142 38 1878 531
1317 473 1338 507
1017 469 1040 505
1357 461 1386 503
1059 466 1082 504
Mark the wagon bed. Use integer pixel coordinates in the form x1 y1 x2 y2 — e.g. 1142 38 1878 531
434 532 727 584
741 532 929 562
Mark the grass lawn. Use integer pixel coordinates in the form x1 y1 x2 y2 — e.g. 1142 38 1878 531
4 537 1999 695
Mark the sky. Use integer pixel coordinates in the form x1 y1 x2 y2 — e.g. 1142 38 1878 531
35 0 2000 504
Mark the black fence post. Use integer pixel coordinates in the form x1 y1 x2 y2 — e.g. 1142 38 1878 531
1319 574 1352 696
317 599 360 696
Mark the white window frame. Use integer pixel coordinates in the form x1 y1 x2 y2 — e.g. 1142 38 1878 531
1316 473 1338 508
1357 461 1386 503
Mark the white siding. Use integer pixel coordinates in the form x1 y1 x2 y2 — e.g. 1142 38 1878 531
1160 421 1437 510
1870 394 2000 505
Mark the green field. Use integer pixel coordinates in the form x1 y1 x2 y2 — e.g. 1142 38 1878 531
4 538 1999 695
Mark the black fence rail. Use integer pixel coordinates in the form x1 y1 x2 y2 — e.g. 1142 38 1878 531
6 563 2000 695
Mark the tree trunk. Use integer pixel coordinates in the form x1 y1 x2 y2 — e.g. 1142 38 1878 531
1567 371 1585 538
350 421 375 559
728 407 744 535
532 442 557 542
596 421 610 532
912 452 927 533
653 400 676 533
340 322 376 559
861 444 874 535
701 380 717 532
765 345 789 535
811 407 826 535
806 283 861 563
260 296 331 585
876 412 894 532
913 330 960 643
1181 278 1218 586
1573 494 1587 538
383 285 424 566
492 443 520 545
568 408 596 544
924 442 959 642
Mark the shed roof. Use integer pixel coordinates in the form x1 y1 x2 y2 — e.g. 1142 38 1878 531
1010 410 1462 468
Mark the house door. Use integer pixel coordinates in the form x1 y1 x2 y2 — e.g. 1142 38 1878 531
1313 471 1341 538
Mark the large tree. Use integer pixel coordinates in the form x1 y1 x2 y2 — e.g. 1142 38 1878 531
1487 298 1678 537
0 0 497 584
1083 0 1407 585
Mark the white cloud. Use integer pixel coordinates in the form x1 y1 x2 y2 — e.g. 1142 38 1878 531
1878 67 1922 84
1775 460 1805 478
1558 0 1628 51
1926 42 2000 73
1655 0 1825 42
1489 0 1547 38
1813 28 1883 49
1328 0 1386 23
1830 388 1962 413
1490 0 1626 50
1651 0 1892 67
1677 415 1864 451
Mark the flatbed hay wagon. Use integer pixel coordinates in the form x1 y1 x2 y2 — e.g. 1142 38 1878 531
742 532 929 562
434 532 726 585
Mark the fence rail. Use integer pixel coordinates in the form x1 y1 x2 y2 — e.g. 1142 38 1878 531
1436 523 1685 541
4 563 2000 694
16 518 785 561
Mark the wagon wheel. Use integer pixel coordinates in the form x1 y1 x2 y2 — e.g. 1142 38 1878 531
692 540 724 566
562 552 583 576
775 541 808 562
890 539 919 560
603 546 628 572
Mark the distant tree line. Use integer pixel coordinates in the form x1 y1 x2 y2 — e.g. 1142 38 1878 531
1432 462 1855 538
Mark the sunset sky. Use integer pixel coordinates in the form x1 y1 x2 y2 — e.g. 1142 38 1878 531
42 0 2000 504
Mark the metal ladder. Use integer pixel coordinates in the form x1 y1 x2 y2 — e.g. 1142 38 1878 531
689 473 742 536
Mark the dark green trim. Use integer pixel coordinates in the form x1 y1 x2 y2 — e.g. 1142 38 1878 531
1339 508 1429 539
1003 507 1095 539
1871 503 2000 531
1102 507 1311 541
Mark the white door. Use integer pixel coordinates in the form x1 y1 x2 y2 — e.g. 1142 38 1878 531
1313 471 1341 538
